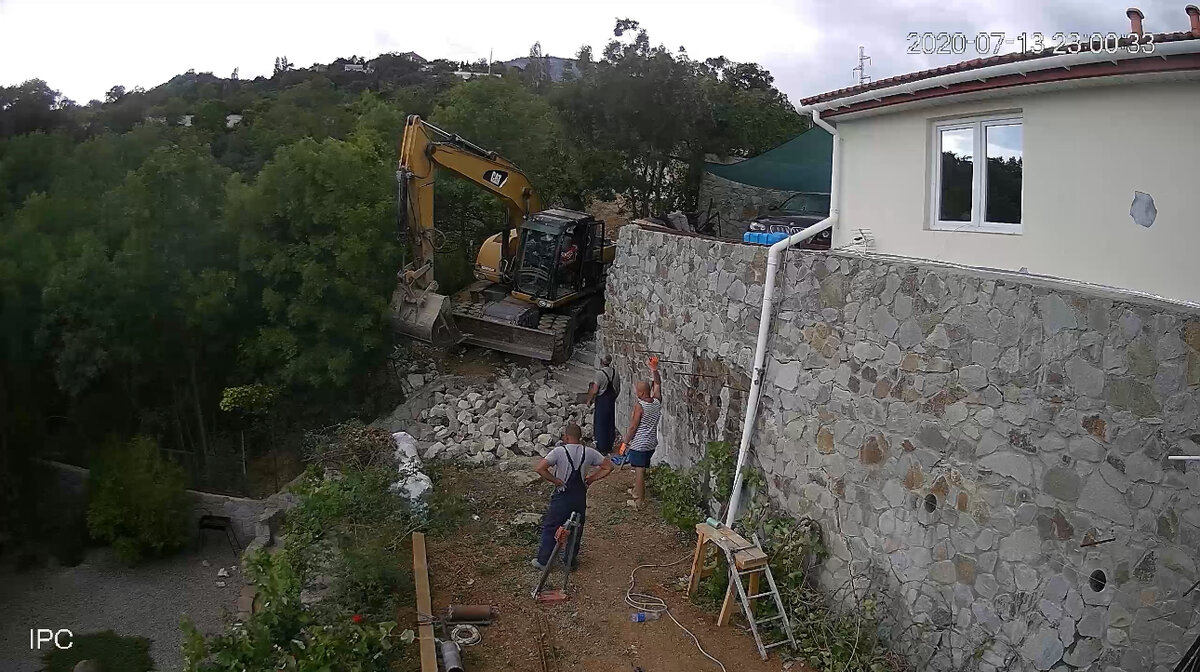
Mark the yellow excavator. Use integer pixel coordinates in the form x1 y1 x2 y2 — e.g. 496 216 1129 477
390 115 615 362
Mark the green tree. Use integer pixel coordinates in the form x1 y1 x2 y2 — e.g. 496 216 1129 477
39 142 240 465
0 79 69 138
431 77 579 205
553 19 805 215
88 436 190 564
232 136 400 391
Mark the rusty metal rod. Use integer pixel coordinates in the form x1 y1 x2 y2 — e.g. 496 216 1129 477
1080 537 1116 548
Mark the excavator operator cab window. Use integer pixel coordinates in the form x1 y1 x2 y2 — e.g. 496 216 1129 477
515 229 558 299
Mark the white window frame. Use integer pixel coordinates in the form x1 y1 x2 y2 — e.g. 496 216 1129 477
929 114 1023 235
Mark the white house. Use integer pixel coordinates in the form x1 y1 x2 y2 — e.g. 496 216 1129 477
451 70 501 80
799 6 1200 305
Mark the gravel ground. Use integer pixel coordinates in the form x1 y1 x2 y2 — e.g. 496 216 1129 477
0 540 241 672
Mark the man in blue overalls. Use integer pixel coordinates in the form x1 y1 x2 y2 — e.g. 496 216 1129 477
584 355 619 456
531 422 614 570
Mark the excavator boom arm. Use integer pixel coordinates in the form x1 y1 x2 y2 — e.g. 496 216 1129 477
399 115 543 288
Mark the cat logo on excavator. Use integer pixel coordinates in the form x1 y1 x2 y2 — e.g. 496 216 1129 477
483 169 509 188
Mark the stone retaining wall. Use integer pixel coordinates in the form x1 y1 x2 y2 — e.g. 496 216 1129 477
600 225 1200 671
697 171 797 237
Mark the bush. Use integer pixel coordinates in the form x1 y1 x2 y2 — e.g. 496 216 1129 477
303 422 396 471
183 549 413 672
41 630 153 672
647 441 738 531
87 436 190 564
183 467 418 671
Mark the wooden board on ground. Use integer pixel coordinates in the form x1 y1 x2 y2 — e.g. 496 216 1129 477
411 531 438 672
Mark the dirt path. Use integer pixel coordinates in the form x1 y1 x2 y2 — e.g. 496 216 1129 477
415 463 789 672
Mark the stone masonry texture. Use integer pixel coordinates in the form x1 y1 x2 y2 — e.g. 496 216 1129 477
697 171 798 237
601 225 1200 671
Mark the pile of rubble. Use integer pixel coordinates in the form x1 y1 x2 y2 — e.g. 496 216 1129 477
414 363 594 465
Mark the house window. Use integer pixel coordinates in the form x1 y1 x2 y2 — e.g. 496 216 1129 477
931 116 1023 233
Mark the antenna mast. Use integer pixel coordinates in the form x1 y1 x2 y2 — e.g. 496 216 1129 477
852 46 872 84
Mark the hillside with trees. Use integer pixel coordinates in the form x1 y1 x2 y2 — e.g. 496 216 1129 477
0 20 806 547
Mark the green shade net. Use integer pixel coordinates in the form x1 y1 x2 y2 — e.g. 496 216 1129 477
704 126 833 192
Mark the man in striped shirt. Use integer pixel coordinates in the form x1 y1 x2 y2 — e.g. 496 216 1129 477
622 357 661 510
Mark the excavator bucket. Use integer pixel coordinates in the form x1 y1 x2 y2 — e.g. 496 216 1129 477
391 287 462 347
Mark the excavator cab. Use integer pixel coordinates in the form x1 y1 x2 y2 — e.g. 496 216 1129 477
511 209 601 304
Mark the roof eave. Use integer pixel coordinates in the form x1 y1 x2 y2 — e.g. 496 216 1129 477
799 36 1200 114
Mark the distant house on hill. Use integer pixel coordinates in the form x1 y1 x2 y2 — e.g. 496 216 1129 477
398 52 427 64
452 70 501 80
500 55 580 82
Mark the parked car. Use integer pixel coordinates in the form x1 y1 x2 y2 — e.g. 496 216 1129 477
747 193 832 249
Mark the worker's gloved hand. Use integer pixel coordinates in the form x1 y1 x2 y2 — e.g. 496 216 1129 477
648 355 659 371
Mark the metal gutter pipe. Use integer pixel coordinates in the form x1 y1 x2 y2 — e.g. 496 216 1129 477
724 109 840 527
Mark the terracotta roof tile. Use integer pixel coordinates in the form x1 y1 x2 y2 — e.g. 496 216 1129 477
800 31 1200 106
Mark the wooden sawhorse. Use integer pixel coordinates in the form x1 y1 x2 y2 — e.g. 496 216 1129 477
686 522 769 626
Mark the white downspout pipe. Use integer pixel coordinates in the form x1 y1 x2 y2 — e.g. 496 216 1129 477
724 109 840 527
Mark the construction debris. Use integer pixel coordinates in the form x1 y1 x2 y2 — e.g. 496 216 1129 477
390 430 433 510
417 365 593 461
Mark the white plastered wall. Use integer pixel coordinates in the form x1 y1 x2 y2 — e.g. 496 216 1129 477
833 80 1200 304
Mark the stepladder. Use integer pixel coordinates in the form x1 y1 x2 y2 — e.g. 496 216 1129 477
686 522 796 660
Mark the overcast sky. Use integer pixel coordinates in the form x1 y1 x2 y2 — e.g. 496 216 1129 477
1 0 1194 105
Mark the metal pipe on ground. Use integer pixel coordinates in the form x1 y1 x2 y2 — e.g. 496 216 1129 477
439 639 465 672
445 605 497 624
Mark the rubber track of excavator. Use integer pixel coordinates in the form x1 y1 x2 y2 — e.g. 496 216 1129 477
452 302 574 363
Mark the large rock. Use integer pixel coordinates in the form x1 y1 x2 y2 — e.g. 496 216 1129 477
500 430 518 448
1062 637 1102 667
980 452 1032 485
1106 377 1161 417
1039 294 1078 335
959 365 988 390
1043 467 1082 501
424 442 446 460
768 359 801 391
1066 356 1105 396
1077 473 1134 525
1020 624 1065 670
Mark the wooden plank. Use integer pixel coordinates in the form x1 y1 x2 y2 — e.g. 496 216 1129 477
686 534 707 595
695 522 768 569
747 571 761 612
411 532 438 672
717 576 738 627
